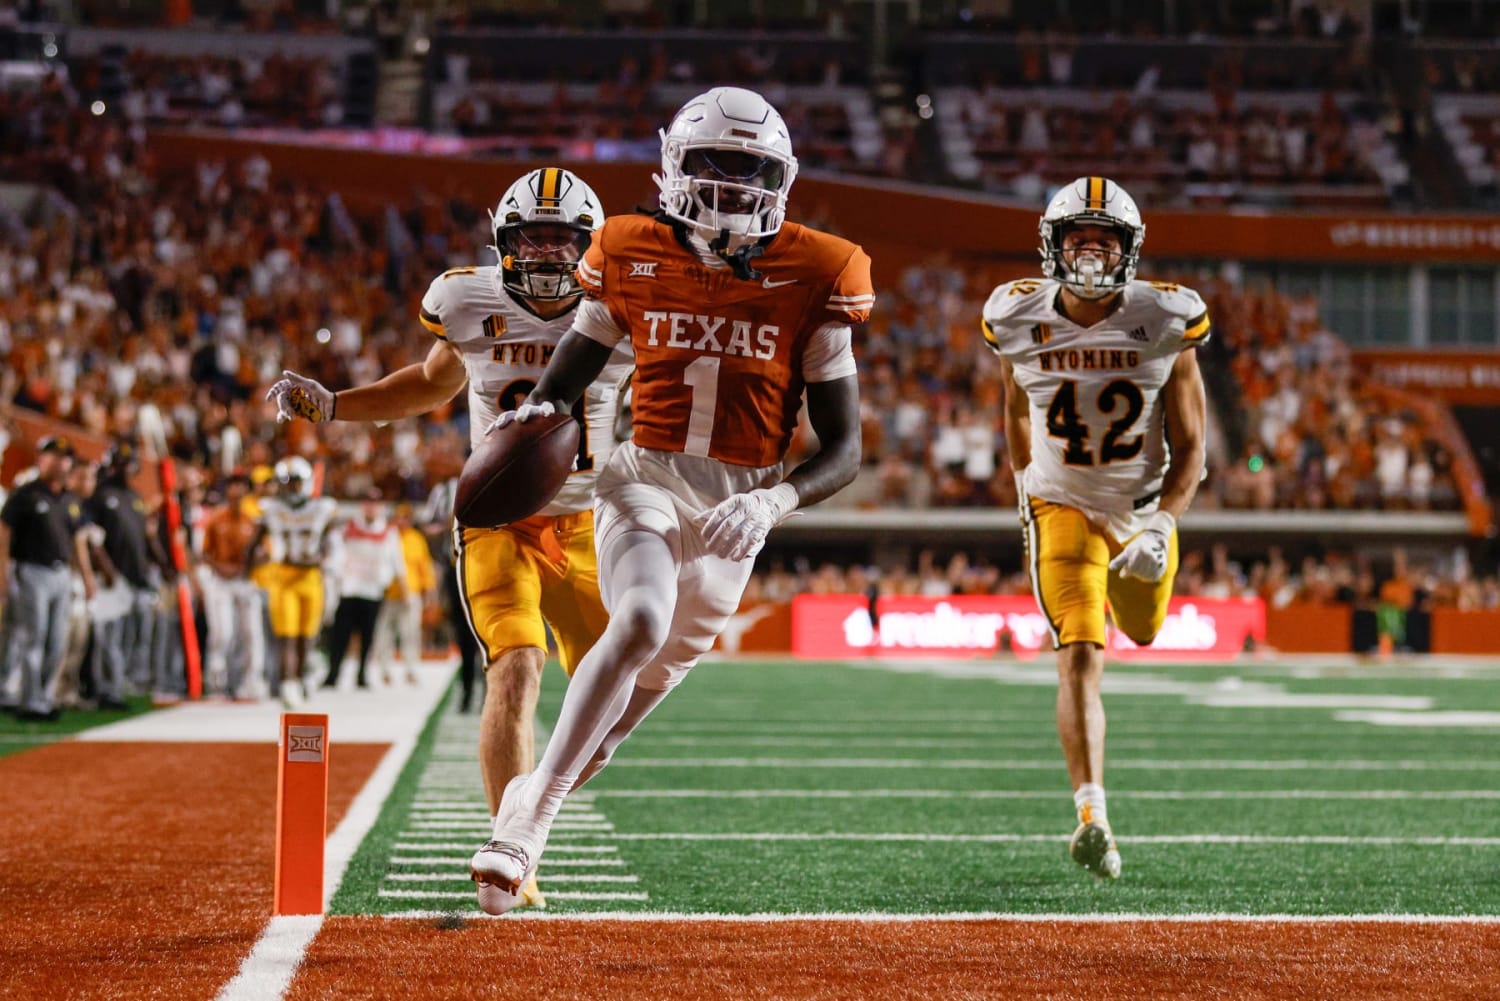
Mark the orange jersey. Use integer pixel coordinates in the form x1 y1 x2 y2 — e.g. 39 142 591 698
201 505 258 571
576 215 873 467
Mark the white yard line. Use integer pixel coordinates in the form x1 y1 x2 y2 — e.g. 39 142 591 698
600 832 1500 846
578 788 1500 801
385 872 640 883
378 889 648 901
376 909 1500 923
606 756 1493 771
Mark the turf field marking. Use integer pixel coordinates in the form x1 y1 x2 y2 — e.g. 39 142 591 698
393 841 618 851
390 856 626 867
846 660 1437 710
377 888 648 901
608 756 1498 771
386 872 641 883
379 909 1500 923
601 832 1500 846
579 786 1500 804
1336 710 1500 727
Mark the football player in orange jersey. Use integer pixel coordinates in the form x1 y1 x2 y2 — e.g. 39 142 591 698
470 86 874 913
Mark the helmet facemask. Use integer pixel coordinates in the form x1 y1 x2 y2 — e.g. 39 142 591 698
662 144 791 247
491 218 592 302
1042 217 1140 300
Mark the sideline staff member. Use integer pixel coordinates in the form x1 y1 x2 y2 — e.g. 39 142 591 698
0 437 97 721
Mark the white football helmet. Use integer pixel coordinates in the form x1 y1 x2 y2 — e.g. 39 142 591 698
656 86 798 250
489 167 604 302
1040 176 1145 300
274 456 314 503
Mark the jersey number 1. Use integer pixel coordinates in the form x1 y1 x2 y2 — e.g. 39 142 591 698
682 356 720 457
1045 379 1145 466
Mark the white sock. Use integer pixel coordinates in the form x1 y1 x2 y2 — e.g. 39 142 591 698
1074 783 1108 826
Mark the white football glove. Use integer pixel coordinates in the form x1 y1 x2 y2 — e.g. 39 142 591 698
1108 510 1176 583
486 400 557 436
266 370 336 424
695 483 800 562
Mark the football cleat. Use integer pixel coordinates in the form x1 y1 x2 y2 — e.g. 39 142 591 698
1070 804 1122 880
470 839 534 915
472 774 542 915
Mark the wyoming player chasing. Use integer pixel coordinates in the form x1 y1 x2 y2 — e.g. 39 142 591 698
472 86 872 914
982 176 1209 880
266 168 632 910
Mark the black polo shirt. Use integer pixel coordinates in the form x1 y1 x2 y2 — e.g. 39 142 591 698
85 483 156 589
1 479 82 568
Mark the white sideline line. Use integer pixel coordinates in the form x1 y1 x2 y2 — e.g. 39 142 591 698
385 872 640 883
393 841 618 852
609 757 1494 771
409 811 608 822
390 856 626 867
378 889 648 901
581 788 1500 802
602 833 1500 846
377 909 1500 924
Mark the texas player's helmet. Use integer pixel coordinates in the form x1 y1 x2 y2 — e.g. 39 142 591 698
1040 176 1145 300
490 167 604 302
656 86 798 248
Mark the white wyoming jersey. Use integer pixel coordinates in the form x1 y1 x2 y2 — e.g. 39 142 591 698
982 278 1210 521
259 496 339 566
421 266 634 516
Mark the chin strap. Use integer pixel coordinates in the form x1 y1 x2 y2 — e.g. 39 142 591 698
709 229 766 281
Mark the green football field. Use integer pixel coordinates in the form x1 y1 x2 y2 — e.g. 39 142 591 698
334 657 1500 917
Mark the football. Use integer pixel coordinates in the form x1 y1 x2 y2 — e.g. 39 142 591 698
454 411 579 528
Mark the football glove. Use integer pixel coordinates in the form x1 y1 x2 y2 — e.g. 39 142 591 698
267 370 336 424
486 400 557 435
695 483 800 562
1108 510 1176 583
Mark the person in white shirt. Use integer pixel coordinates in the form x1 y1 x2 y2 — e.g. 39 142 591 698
321 493 407 690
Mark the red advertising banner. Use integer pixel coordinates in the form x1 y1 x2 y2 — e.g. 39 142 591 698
792 594 1265 661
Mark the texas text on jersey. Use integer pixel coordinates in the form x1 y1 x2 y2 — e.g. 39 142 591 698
420 265 634 515
981 277 1210 520
571 215 874 468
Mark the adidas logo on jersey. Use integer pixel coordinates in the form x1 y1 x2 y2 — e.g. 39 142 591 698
1128 326 1149 342
642 310 779 360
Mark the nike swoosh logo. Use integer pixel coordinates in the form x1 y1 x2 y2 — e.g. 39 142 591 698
762 277 798 289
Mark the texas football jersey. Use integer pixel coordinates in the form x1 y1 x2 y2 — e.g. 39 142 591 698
981 277 1210 520
258 496 339 566
420 266 634 516
573 216 873 468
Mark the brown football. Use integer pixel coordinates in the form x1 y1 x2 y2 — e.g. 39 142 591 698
454 411 579 528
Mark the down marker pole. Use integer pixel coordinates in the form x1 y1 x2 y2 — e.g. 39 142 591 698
274 712 330 916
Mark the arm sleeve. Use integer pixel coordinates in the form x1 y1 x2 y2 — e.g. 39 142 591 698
826 246 875 324
419 276 447 340
576 238 606 299
574 297 629 348
802 323 857 382
1179 287 1212 347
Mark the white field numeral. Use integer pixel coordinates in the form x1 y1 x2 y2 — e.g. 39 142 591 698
682 356 720 457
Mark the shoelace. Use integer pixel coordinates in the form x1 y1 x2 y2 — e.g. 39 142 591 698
472 840 531 884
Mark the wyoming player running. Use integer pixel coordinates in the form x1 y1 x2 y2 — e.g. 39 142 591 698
982 176 1209 880
266 168 633 910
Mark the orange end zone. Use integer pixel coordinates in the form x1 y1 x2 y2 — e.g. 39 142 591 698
0 740 386 1001
297 916 1500 1001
